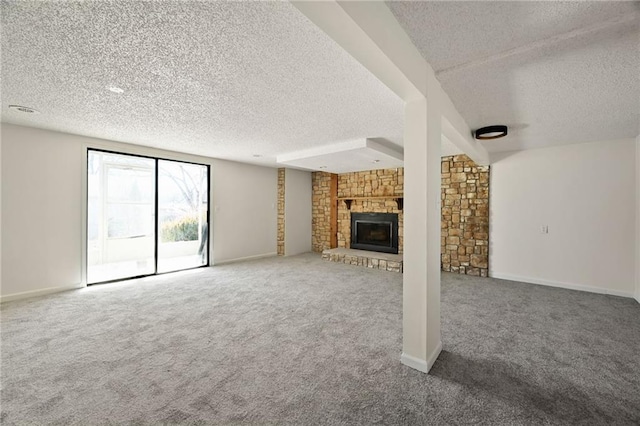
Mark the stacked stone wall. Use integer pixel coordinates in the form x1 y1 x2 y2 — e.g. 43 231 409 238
311 160 489 277
311 172 333 252
441 155 489 276
277 168 285 256
321 251 402 272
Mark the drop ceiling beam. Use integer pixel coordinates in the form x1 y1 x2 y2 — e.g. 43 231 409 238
436 13 640 77
293 0 490 166
292 0 422 102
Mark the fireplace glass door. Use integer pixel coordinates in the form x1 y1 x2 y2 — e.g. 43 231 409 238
356 221 392 248
350 212 399 254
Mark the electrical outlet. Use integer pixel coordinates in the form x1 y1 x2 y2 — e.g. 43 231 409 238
540 225 549 234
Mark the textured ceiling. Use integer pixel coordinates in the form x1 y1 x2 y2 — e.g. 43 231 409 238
1 1 404 167
388 1 640 153
4 2 637 166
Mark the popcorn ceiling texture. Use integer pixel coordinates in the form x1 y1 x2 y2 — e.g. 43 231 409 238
388 1 639 72
0 1 403 166
388 1 640 153
441 155 490 277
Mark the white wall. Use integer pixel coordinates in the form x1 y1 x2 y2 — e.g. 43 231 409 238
636 135 640 303
490 139 637 298
211 160 277 263
284 168 312 256
2 124 83 299
1 124 277 299
0 125 3 292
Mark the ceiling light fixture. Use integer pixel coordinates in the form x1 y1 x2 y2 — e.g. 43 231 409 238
319 166 327 169
8 105 39 114
372 159 380 164
475 125 507 140
107 86 124 94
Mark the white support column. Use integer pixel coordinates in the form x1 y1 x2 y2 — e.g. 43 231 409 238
635 134 640 303
293 0 456 373
401 78 442 372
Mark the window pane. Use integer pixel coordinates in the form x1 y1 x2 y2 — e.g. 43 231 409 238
157 160 209 273
107 167 154 203
87 151 156 283
107 204 154 238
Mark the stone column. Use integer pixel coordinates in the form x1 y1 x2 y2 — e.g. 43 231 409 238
277 168 285 256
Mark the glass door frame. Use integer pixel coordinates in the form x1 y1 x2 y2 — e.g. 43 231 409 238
86 148 211 285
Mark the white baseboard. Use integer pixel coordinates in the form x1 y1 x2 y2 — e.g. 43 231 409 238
401 340 443 374
1 284 84 303
490 272 635 299
213 252 277 266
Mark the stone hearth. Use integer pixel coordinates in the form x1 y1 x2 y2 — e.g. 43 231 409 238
322 248 403 273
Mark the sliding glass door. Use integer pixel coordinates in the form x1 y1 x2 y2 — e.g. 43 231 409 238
87 150 209 284
87 151 156 283
157 160 208 273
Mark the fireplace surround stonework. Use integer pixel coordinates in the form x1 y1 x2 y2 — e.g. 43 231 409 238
277 168 285 256
312 168 404 254
440 155 490 276
311 157 489 276
312 171 335 253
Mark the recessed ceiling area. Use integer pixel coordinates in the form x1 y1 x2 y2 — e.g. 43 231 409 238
277 138 404 174
387 1 640 154
0 1 405 168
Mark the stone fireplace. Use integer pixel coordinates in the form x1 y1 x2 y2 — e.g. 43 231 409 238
312 168 404 253
310 159 489 276
312 168 404 272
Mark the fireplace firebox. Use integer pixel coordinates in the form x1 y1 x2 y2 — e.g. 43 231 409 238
350 212 399 254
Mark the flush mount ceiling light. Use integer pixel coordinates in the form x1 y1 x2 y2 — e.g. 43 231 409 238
475 125 508 140
8 104 39 114
107 86 124 94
